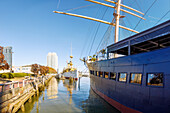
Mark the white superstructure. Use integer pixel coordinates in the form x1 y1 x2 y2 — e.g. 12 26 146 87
12 65 33 73
47 52 58 71
63 70 78 79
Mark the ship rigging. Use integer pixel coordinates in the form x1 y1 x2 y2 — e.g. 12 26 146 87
53 0 170 113
53 0 146 59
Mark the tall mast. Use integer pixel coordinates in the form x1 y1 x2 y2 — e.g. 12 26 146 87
70 43 73 67
53 0 145 57
114 0 121 43
71 43 72 57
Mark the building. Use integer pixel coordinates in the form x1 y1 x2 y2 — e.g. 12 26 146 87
3 46 12 70
47 52 58 72
12 65 33 73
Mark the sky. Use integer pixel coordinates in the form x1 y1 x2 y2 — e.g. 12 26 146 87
0 0 169 72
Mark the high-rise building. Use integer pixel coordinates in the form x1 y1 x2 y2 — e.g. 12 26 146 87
3 46 12 69
47 52 58 72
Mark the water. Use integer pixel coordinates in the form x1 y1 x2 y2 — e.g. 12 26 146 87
18 77 120 113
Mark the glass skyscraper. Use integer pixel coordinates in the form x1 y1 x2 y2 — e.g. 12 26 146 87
3 46 12 69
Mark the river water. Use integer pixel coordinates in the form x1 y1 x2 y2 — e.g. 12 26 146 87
18 77 120 113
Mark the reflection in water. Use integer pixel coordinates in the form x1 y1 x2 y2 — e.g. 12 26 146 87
17 77 119 113
36 101 39 113
17 92 43 113
46 78 58 99
62 79 79 104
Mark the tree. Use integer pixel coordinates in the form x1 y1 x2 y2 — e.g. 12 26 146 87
45 66 49 74
31 64 39 75
40 66 49 75
4 63 9 70
48 67 57 73
31 64 56 76
0 46 9 70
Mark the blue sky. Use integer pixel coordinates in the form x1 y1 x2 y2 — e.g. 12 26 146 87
0 0 169 72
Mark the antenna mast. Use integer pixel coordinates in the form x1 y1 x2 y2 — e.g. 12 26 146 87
71 43 72 57
70 43 73 67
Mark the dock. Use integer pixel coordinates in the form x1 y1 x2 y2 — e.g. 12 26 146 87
0 75 54 113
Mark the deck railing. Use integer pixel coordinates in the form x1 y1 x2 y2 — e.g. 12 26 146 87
0 75 52 93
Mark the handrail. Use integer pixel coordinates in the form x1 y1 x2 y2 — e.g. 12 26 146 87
0 81 19 86
0 75 52 92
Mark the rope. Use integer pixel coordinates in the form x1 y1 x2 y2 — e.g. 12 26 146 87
134 0 144 12
84 6 103 57
88 7 109 56
95 25 112 54
57 0 61 9
98 23 113 52
88 20 102 55
121 19 131 38
79 5 102 59
133 0 158 31
95 4 117 54
154 10 170 25
63 4 95 12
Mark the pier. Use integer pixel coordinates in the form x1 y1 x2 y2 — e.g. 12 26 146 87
0 75 54 113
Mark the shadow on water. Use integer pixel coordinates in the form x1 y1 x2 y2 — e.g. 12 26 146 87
81 88 120 113
17 77 120 113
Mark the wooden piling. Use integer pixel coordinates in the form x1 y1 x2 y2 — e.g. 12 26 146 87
21 104 25 112
29 96 32 103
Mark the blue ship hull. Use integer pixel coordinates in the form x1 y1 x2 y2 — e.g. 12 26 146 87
87 47 170 113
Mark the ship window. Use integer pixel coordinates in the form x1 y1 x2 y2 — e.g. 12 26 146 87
92 71 94 75
130 73 142 84
90 70 94 75
90 70 92 74
97 71 99 77
110 72 116 80
95 71 97 76
104 72 109 79
147 73 163 86
99 71 103 77
118 73 127 82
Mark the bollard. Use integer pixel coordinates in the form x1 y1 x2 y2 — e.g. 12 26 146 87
11 83 15 96
21 104 25 112
2 84 5 92
18 82 19 88
36 83 39 96
23 80 25 87
29 96 32 103
10 83 14 89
